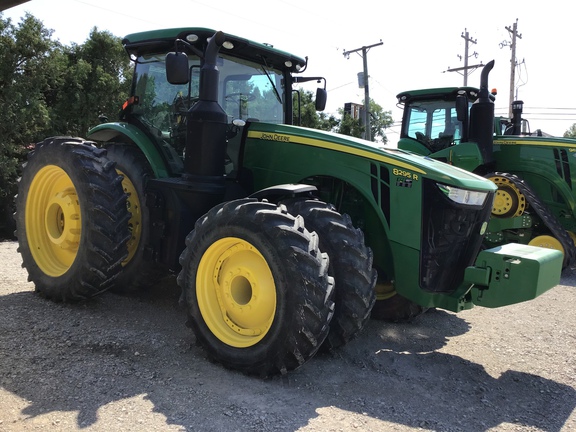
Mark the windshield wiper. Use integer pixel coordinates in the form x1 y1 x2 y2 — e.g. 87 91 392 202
260 57 282 104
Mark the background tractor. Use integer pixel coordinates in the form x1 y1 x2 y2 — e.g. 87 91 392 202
15 29 563 377
396 60 576 269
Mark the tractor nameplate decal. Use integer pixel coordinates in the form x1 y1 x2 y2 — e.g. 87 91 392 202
248 131 427 175
495 139 576 150
392 168 419 182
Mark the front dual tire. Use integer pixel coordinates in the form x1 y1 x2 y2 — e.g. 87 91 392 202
178 199 335 377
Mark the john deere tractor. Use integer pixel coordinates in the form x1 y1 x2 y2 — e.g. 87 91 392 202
15 30 563 377
396 60 576 269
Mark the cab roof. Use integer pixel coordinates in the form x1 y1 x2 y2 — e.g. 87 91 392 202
396 87 480 104
122 27 308 74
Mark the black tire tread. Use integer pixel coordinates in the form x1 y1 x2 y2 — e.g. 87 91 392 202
15 137 130 301
280 198 377 351
104 144 165 292
178 198 334 377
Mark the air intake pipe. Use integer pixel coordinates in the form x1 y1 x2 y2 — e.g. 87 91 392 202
184 31 228 178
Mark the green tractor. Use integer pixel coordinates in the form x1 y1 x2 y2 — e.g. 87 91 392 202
396 60 576 269
15 29 563 377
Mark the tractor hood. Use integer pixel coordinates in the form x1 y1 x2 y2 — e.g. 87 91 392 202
246 123 497 194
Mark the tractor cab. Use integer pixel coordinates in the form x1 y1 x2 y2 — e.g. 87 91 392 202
397 88 475 154
105 28 327 179
397 61 497 174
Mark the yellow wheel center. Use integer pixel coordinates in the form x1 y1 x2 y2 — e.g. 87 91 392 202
44 190 81 249
493 188 515 215
488 176 526 218
197 238 276 348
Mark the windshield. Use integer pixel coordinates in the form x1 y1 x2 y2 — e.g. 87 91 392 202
404 100 463 152
130 52 285 172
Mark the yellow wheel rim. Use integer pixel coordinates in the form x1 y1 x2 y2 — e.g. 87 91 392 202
375 282 396 301
118 169 141 265
26 165 81 277
196 237 276 348
488 175 526 218
528 235 565 255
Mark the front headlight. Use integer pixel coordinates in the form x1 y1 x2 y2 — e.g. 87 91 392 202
436 183 488 206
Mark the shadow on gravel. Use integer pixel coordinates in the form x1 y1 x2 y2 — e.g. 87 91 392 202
292 308 576 431
0 284 574 431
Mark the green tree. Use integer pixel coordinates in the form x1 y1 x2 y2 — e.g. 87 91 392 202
368 99 393 144
46 27 131 136
0 13 58 237
564 124 576 139
336 99 393 143
0 13 56 146
0 15 131 238
293 89 339 131
337 111 364 138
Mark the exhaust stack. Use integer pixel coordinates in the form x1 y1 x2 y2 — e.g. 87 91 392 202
469 60 495 168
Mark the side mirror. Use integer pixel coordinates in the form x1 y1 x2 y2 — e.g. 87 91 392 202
315 87 327 111
166 52 189 85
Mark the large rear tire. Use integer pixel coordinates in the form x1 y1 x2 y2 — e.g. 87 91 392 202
14 137 130 301
177 198 334 377
105 144 165 292
280 198 376 351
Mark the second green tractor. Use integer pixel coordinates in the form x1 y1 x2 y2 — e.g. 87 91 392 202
396 60 576 269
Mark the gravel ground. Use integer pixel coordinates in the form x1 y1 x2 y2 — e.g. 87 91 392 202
0 239 575 432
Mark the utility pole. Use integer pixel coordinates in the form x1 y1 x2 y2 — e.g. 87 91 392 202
501 19 522 117
446 29 483 85
343 40 383 141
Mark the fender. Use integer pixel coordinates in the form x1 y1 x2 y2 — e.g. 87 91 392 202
88 122 170 178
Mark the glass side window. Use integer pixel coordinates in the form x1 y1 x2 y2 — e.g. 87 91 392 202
133 56 200 134
130 53 285 173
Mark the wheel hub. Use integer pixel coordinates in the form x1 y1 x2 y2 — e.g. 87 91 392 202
488 175 526 218
44 189 81 250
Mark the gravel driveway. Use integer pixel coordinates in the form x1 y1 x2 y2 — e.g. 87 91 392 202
1 240 575 431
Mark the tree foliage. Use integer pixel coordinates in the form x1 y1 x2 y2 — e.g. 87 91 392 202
335 99 393 143
368 99 393 144
564 124 576 139
0 13 130 238
293 89 338 131
337 112 364 138
292 90 393 144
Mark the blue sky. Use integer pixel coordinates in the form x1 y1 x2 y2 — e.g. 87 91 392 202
3 0 576 139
